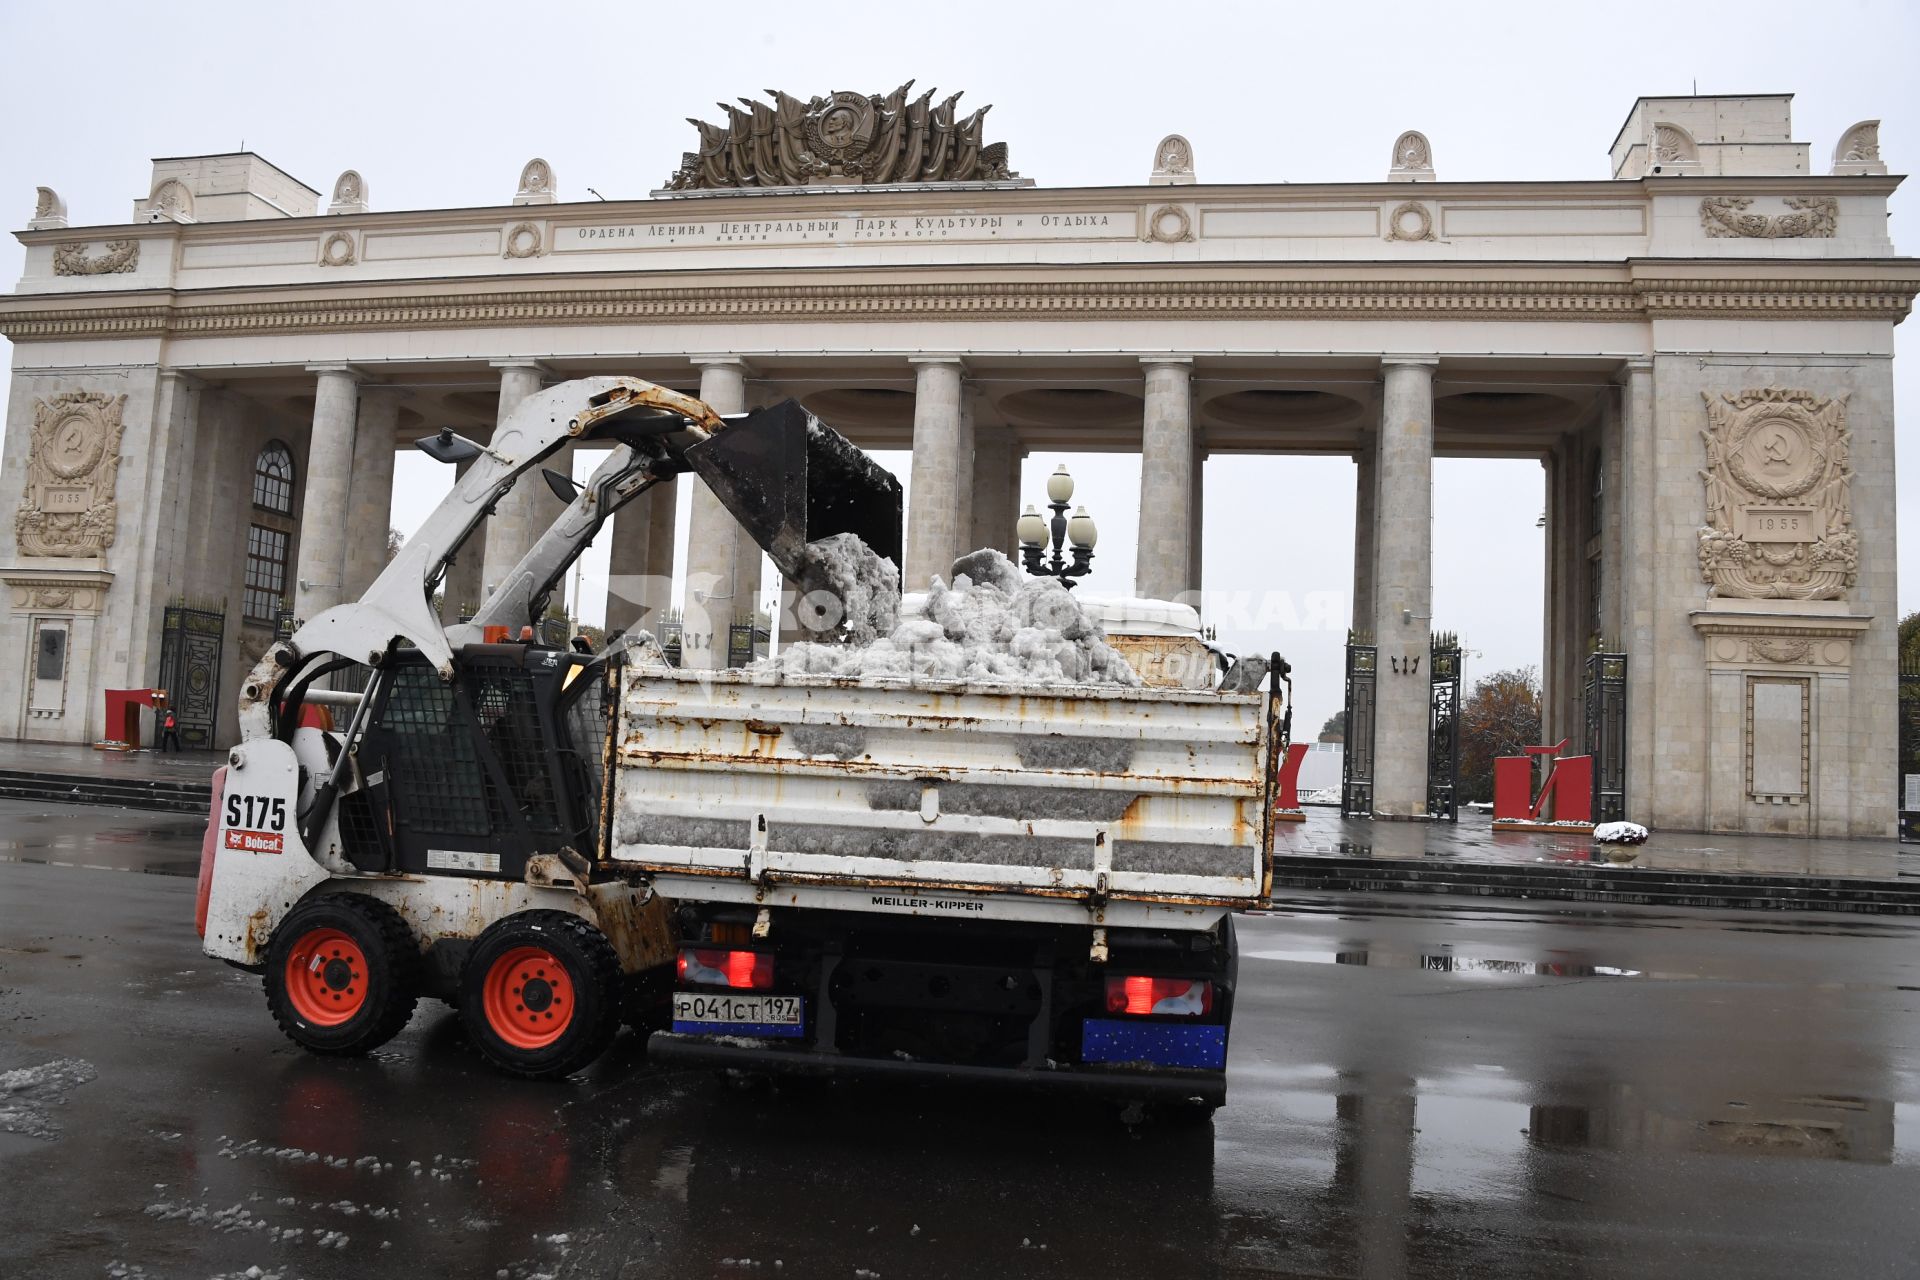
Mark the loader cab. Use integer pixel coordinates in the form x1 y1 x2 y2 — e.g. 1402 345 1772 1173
329 642 612 880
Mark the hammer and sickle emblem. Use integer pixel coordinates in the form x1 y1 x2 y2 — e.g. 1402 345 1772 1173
1759 427 1793 467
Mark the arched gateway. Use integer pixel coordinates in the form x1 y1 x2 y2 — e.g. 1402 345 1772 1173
1 91 1913 837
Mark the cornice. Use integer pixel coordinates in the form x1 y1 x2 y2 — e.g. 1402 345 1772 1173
0 271 1912 342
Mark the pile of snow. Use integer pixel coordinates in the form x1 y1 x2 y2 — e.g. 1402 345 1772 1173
768 546 1141 687
1593 820 1650 845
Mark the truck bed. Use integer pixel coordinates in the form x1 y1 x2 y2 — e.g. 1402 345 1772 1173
603 662 1277 930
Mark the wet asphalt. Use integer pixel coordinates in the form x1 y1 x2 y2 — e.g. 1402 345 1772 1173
1 798 1917 1279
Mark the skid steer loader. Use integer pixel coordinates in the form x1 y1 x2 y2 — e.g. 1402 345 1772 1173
196 377 902 1078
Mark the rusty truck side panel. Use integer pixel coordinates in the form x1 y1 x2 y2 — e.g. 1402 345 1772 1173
605 662 1275 929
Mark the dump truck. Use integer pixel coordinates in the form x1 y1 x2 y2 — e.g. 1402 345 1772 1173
197 377 1285 1113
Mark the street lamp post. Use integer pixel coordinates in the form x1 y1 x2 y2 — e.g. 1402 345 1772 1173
1017 463 1099 589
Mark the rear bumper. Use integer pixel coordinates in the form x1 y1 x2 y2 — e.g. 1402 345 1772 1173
646 1031 1226 1106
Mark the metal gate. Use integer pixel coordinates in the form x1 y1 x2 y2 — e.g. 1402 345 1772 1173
1340 637 1376 818
1427 633 1461 823
1900 660 1920 842
727 620 770 669
157 602 225 748
1586 651 1629 824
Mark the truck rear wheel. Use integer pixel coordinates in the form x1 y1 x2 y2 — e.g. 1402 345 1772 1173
265 893 419 1056
460 911 621 1080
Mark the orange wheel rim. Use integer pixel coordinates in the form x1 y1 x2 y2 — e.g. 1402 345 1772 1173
284 927 369 1027
482 946 575 1051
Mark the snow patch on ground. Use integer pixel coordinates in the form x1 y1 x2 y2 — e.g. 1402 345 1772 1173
1594 821 1650 845
0 1056 94 1140
767 548 1140 688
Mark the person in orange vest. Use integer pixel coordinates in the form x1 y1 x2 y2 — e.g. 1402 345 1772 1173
159 707 183 753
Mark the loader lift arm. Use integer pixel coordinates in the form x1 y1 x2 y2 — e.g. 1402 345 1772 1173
239 374 902 851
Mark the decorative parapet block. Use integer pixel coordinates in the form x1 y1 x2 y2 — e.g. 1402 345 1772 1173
1697 387 1855 601
514 158 556 206
1150 135 1194 186
30 186 68 230
1831 120 1885 176
1388 130 1434 182
328 170 369 215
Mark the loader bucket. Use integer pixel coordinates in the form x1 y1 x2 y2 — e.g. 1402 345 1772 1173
684 398 904 583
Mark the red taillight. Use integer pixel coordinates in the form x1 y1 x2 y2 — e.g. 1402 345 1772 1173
1104 975 1212 1018
677 947 773 990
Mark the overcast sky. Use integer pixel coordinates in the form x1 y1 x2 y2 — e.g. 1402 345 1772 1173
2 0 1916 733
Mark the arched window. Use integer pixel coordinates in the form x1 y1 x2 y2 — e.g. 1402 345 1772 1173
253 440 295 514
245 441 296 624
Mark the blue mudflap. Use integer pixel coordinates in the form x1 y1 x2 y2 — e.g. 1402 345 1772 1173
1081 1018 1227 1070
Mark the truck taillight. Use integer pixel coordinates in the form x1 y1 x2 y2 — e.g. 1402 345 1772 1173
677 947 774 990
1105 975 1213 1017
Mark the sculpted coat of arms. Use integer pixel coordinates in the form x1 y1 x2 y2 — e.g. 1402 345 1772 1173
1697 387 1855 600
664 82 1016 190
16 390 126 558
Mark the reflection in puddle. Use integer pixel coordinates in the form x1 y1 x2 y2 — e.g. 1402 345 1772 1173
1525 1087 1895 1165
1247 947 1642 978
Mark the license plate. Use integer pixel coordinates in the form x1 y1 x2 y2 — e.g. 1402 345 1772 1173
673 992 804 1037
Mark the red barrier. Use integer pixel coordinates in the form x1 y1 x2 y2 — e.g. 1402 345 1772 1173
1492 739 1594 828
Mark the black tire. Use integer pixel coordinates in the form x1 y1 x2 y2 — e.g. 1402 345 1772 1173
459 911 622 1080
265 892 419 1056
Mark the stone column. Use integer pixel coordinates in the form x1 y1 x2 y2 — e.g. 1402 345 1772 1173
1615 362 1655 821
480 360 549 602
293 365 361 622
341 388 403 600
643 478 679 634
1007 448 1026 558
969 420 1015 558
1541 448 1569 746
684 358 750 668
1188 432 1206 597
905 357 965 588
1135 357 1194 601
1352 429 1379 633
604 497 650 638
1369 358 1436 818
439 457 482 624
606 475 680 640
954 386 978 564
127 371 204 689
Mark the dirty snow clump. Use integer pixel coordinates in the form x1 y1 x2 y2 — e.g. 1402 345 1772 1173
792 531 901 644
1593 821 1650 845
768 547 1140 688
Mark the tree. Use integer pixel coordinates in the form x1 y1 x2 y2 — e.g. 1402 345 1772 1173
386 527 404 563
1457 666 1542 803
1901 611 1920 676
1318 710 1345 743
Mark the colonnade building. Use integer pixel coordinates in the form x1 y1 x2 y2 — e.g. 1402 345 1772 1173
1 91 1913 836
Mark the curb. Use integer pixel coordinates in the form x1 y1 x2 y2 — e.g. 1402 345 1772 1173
1269 854 1920 915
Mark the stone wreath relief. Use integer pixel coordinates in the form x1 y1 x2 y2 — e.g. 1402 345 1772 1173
17 391 127 558
1697 387 1855 600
